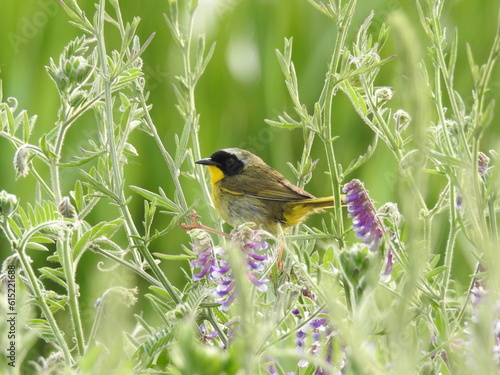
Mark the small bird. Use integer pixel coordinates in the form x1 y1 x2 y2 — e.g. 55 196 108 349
196 148 334 234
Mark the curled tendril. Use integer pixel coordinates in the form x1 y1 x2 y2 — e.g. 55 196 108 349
96 260 120 272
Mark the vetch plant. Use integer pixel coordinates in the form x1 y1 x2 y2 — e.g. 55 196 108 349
0 0 499 374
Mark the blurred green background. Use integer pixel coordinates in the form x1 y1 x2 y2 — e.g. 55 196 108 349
0 0 499 360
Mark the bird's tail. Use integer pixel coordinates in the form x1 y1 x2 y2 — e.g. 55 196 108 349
283 196 337 227
297 196 336 209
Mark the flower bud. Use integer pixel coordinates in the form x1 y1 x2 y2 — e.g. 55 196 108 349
13 145 29 178
374 86 394 102
0 190 18 217
59 196 76 220
394 109 411 132
378 202 402 227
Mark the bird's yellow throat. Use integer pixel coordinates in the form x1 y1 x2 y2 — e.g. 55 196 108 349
208 165 225 184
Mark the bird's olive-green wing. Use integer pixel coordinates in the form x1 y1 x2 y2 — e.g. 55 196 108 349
219 166 314 202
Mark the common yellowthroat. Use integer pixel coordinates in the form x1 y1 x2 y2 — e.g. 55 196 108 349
196 148 334 234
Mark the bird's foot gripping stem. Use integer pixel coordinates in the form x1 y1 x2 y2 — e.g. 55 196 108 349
181 210 230 238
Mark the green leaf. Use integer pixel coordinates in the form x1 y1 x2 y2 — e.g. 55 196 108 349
79 169 116 200
39 267 68 289
426 265 447 279
73 180 85 213
153 253 193 261
148 286 173 299
129 185 179 212
30 236 55 244
26 242 50 251
22 111 31 143
6 104 15 134
466 43 478 81
46 298 66 313
7 217 22 237
58 151 102 167
145 293 173 312
341 81 367 116
73 219 124 262
47 253 60 263
344 135 378 176
429 254 441 268
39 134 57 158
27 318 57 342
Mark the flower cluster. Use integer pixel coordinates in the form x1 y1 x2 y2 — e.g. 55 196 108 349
342 180 398 282
230 224 270 290
343 179 383 252
295 315 333 370
188 223 270 311
189 229 218 281
268 309 337 374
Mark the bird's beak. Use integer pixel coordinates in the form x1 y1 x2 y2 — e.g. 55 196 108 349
195 158 219 167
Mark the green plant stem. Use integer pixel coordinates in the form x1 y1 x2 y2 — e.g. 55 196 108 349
94 0 181 305
59 232 86 355
77 196 100 220
17 222 73 364
455 262 482 326
293 129 316 237
175 9 214 222
30 167 55 200
135 88 188 212
442 185 459 297
95 0 125 206
428 5 470 154
95 0 142 262
469 141 488 241
358 74 428 212
51 113 72 204
320 0 357 236
487 194 498 245
472 16 500 133
297 129 316 189
92 246 163 287
86 292 104 352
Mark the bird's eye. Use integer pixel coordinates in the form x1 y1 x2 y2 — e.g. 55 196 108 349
226 158 235 166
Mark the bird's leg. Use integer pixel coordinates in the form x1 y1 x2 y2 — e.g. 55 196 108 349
276 229 286 269
181 210 230 238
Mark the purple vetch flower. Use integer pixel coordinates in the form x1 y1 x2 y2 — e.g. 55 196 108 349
188 229 218 281
470 282 487 307
296 329 306 350
478 151 490 176
231 224 270 268
247 271 269 292
343 179 384 252
267 362 279 375
310 318 328 329
213 224 270 310
199 324 218 342
292 311 334 373
189 223 271 311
